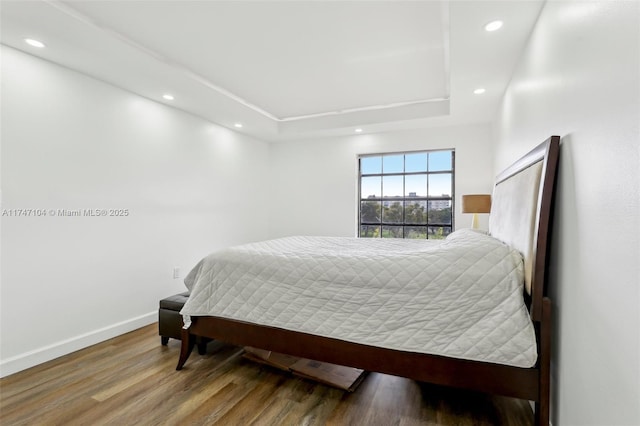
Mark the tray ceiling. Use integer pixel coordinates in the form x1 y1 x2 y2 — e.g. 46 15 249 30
1 1 544 141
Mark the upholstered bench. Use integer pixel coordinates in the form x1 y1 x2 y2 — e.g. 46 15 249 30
159 292 209 355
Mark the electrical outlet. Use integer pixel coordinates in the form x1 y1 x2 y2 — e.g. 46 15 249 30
173 267 181 279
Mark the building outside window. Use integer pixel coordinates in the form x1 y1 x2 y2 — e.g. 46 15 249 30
358 150 454 239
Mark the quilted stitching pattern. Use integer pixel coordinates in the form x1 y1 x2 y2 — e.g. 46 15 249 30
181 229 537 368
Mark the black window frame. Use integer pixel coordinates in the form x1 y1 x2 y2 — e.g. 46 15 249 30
358 149 455 239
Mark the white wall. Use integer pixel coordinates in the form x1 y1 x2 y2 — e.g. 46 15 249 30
0 47 270 376
268 124 495 239
493 2 640 425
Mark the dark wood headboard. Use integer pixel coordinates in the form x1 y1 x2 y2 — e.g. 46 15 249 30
489 136 560 321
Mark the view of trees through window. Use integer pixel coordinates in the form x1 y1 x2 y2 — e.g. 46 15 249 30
359 150 455 239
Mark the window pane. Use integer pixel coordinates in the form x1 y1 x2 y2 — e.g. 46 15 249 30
383 155 403 173
358 149 454 239
361 156 381 174
382 175 403 198
405 226 428 239
360 201 381 223
405 174 427 197
428 226 452 239
382 226 403 238
404 201 427 224
361 176 381 198
360 225 380 238
428 204 452 225
405 153 427 172
428 173 452 197
429 151 452 171
383 201 403 223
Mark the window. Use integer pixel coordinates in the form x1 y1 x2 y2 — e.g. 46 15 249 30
358 150 454 239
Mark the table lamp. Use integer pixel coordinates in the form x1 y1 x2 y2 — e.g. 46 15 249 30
461 194 491 229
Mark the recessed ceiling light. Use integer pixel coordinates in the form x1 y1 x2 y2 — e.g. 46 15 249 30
355 128 363 133
234 123 243 128
474 88 486 95
24 38 45 48
162 94 174 101
484 20 503 32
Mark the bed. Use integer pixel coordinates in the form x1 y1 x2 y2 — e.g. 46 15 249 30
176 136 560 426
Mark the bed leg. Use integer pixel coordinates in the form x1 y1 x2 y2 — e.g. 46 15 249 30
197 340 208 355
176 327 195 371
535 297 552 426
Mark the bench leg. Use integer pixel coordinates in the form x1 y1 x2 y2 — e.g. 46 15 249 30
197 341 207 355
161 336 169 346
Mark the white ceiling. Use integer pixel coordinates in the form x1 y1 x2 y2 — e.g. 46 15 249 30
0 0 544 142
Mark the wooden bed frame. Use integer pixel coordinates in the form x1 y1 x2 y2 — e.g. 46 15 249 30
177 136 560 426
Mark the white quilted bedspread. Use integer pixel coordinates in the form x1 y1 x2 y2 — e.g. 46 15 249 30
181 229 537 368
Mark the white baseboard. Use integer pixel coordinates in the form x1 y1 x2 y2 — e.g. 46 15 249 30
0 311 156 378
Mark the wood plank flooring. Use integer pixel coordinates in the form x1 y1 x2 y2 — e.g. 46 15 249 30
0 324 533 425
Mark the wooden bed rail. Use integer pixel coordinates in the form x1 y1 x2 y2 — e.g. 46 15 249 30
178 316 541 402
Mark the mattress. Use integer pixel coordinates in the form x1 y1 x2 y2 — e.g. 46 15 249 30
181 229 537 368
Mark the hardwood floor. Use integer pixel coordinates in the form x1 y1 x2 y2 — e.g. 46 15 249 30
0 324 533 425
